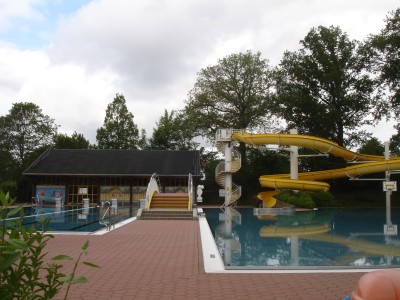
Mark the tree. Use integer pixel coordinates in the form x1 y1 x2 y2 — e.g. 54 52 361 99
275 26 375 147
184 50 277 203
149 110 197 150
0 102 58 167
96 93 139 149
0 150 16 182
54 132 90 149
184 50 277 140
137 129 149 150
362 8 400 119
358 137 385 156
389 124 400 155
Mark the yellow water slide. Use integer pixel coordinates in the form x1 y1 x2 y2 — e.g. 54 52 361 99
232 132 400 207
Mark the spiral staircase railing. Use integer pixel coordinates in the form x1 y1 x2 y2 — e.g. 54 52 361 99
215 130 242 208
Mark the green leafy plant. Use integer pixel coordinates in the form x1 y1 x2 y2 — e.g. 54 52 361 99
0 191 65 299
0 191 99 299
53 240 100 300
276 190 314 208
310 190 337 207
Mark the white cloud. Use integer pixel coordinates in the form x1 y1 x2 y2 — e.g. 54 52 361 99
0 0 399 144
0 0 44 32
0 45 120 143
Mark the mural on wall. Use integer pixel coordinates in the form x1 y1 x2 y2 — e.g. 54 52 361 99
100 186 130 201
36 186 65 203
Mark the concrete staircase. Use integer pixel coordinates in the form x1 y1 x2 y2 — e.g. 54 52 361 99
149 192 189 209
139 210 195 220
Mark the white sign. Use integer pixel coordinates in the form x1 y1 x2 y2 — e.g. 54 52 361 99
384 224 398 236
219 189 225 197
79 187 88 194
383 181 397 192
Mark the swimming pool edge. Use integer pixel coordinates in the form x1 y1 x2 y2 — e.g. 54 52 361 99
198 215 400 274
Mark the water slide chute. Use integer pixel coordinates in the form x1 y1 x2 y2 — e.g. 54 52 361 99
231 132 400 207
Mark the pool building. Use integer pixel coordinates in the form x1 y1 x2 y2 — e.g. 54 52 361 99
23 149 202 207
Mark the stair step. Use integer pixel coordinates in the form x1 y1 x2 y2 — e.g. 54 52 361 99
139 210 195 220
150 192 190 209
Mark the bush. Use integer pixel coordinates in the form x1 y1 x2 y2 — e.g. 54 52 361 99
0 192 99 299
0 181 17 199
276 190 314 209
309 191 337 207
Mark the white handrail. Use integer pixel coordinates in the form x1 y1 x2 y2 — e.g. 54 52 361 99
215 142 242 208
145 173 160 209
188 173 193 210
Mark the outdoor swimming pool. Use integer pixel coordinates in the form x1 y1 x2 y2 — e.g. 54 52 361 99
6 205 137 233
204 207 400 269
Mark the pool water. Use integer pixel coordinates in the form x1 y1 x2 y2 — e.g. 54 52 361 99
6 205 136 233
205 207 400 269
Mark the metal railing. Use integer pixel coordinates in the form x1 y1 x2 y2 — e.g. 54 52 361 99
215 147 242 208
99 201 113 231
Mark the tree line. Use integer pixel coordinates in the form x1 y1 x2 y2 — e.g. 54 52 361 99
1 8 399 202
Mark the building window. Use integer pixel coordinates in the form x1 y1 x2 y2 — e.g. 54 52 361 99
67 178 98 205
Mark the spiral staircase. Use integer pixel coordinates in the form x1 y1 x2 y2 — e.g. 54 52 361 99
215 129 242 208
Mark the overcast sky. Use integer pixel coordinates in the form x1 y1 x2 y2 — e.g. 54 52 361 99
0 0 398 144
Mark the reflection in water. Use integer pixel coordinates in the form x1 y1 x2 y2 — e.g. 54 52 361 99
207 208 400 268
214 207 242 266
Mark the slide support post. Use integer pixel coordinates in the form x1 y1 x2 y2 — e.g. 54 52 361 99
290 129 299 189
224 141 233 207
385 141 392 226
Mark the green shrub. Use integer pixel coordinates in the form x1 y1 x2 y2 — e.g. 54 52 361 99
0 181 17 199
0 192 99 299
276 190 314 209
309 190 337 207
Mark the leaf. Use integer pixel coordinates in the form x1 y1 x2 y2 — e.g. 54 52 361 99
82 261 100 268
0 252 21 270
71 276 89 284
61 274 73 283
52 255 73 261
6 206 23 218
6 238 28 251
81 240 89 251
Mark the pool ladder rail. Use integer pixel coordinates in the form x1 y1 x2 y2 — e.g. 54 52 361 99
99 201 117 231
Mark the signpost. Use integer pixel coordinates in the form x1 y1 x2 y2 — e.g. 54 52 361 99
383 181 397 192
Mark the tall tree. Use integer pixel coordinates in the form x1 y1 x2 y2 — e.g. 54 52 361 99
96 93 139 149
137 129 149 150
358 137 385 156
149 109 197 150
54 131 90 149
184 50 277 203
184 50 277 141
0 102 58 166
362 8 400 119
275 26 374 147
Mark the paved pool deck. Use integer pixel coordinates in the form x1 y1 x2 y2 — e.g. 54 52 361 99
45 218 367 300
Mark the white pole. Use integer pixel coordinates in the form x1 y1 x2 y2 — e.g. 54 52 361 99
290 236 299 266
385 141 392 226
225 142 232 207
290 129 299 181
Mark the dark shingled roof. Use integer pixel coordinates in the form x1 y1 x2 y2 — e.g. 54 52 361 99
23 149 201 177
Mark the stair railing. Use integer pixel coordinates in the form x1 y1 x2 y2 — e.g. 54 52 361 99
188 173 193 210
215 148 242 208
145 173 160 209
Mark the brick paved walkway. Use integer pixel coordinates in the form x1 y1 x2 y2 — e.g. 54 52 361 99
45 220 365 300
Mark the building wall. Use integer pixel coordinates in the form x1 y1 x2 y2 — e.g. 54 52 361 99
29 175 200 206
